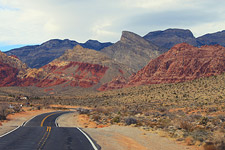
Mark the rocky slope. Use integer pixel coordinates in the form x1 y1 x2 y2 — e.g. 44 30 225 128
22 45 133 88
5 39 112 68
143 28 198 50
101 31 161 72
99 43 225 90
0 51 37 86
197 30 225 47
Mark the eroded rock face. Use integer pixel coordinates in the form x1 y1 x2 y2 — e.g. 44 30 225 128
101 31 161 72
34 62 109 88
0 51 38 86
99 43 225 90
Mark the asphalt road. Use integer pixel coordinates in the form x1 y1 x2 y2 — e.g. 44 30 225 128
0 111 98 150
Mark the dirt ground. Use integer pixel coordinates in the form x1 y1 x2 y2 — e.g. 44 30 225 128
57 112 200 150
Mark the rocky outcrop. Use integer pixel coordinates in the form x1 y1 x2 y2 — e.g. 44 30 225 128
101 31 161 72
0 51 37 86
143 28 198 50
99 43 225 90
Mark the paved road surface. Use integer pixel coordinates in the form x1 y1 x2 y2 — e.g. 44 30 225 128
0 111 98 150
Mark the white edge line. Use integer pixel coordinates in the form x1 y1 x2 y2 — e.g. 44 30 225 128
55 112 74 127
0 126 20 138
0 112 43 138
55 116 59 127
76 127 98 150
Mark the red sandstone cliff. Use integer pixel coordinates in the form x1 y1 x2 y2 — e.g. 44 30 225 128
99 43 225 90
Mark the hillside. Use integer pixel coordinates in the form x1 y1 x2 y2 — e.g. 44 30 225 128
101 31 161 72
20 45 133 91
100 43 225 90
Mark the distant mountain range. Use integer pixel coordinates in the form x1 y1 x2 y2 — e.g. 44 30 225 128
143 28 225 49
5 39 112 68
1 28 225 93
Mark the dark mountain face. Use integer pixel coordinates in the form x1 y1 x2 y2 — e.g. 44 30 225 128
101 31 161 72
197 30 225 47
81 40 113 51
143 28 198 50
5 39 112 68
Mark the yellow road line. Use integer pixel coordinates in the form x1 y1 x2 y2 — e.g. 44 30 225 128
40 113 58 127
38 126 51 150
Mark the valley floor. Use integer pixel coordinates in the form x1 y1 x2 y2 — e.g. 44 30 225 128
57 112 199 150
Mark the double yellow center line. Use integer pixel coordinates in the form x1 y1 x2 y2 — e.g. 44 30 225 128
38 126 51 150
38 112 59 149
40 112 58 127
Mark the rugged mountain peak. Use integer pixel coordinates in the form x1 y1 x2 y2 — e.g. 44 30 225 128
40 39 78 48
101 31 161 72
144 28 197 49
120 31 150 45
81 40 113 51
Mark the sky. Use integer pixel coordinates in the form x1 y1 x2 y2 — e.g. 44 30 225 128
0 0 225 51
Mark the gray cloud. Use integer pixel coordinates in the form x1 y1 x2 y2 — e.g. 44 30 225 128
0 0 225 49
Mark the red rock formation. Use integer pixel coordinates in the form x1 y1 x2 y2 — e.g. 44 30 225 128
98 76 127 91
0 45 132 89
99 43 225 90
35 62 108 88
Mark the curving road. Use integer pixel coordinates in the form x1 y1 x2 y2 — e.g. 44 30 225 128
0 111 98 150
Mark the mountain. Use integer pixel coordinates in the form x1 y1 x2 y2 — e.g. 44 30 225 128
197 30 225 47
101 31 161 72
81 40 112 51
0 51 37 86
143 28 198 50
99 43 225 90
21 45 133 89
5 39 112 68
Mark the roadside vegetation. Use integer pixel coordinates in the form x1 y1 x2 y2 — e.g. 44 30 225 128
0 73 224 149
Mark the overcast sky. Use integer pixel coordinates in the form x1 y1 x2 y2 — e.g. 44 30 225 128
0 0 225 51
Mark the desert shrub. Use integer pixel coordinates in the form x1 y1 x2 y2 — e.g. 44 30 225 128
92 115 101 122
191 129 209 142
211 132 225 150
13 105 22 113
0 104 9 120
200 117 209 126
125 117 137 125
180 120 194 132
93 107 115 116
111 116 120 124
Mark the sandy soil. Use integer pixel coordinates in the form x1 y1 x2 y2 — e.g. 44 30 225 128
57 112 198 150
0 107 54 136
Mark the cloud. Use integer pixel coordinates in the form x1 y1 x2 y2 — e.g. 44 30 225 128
0 0 224 47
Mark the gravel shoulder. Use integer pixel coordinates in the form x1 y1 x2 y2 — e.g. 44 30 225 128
57 112 196 150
